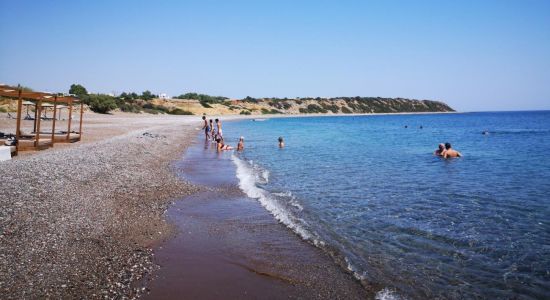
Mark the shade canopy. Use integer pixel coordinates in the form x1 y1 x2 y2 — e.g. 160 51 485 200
0 84 80 104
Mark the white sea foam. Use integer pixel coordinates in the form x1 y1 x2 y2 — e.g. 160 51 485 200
375 288 405 300
232 154 313 240
232 154 371 293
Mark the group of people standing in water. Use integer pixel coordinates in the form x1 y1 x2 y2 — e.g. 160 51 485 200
201 116 285 151
202 116 245 151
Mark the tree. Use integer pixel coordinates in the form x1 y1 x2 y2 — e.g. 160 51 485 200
141 90 156 101
69 84 88 97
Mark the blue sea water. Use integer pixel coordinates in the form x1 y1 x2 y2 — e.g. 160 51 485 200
220 112 550 299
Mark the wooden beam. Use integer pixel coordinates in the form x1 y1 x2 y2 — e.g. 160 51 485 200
15 89 23 155
51 96 58 147
33 102 38 133
67 99 73 141
35 99 42 147
79 102 84 141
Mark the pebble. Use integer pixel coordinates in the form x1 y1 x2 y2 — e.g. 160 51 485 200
0 124 199 299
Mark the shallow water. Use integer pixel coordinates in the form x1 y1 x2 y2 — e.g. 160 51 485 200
221 111 550 299
143 138 368 299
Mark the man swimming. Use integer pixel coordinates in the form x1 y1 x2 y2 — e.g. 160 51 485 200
443 142 462 158
434 143 445 156
278 136 285 148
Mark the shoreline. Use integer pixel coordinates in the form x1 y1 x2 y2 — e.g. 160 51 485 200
0 111 465 299
143 133 371 299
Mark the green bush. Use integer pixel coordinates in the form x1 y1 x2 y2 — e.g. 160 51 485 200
341 106 353 114
142 108 160 114
119 103 142 113
320 102 339 113
305 104 327 113
240 110 251 115
199 101 212 108
0 107 7 113
85 94 117 114
168 108 193 115
175 93 227 104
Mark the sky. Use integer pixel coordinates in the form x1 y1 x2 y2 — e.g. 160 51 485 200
1 0 549 111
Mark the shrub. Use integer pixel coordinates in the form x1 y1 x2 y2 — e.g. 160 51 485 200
168 108 193 115
0 107 7 113
341 106 353 114
175 93 227 103
305 104 327 113
240 110 251 115
261 108 271 114
242 96 259 103
320 102 339 113
85 94 117 114
119 103 142 113
199 101 212 108
142 108 160 114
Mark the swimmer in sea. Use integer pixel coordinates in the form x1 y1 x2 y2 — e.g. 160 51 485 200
278 136 285 148
434 143 445 156
216 137 233 151
237 136 244 151
443 142 462 158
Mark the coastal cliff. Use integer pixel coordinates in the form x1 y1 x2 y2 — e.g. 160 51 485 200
149 96 455 116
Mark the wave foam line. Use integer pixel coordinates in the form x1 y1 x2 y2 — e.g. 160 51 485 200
232 155 405 300
231 154 313 241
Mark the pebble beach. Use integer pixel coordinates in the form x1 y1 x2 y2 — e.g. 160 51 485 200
0 113 201 298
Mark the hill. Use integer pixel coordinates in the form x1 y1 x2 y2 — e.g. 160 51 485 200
149 96 455 116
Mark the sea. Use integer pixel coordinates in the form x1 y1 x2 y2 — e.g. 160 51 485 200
204 111 550 299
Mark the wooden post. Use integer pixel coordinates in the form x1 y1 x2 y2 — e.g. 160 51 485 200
78 102 83 141
15 89 23 155
33 102 38 133
35 99 42 148
67 99 73 141
51 96 58 146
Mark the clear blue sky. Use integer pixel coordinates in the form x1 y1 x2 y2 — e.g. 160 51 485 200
1 0 549 111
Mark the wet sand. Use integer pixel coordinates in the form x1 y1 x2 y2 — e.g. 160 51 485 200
144 136 369 299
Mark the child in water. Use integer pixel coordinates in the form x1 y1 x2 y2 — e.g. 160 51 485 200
237 136 244 151
278 136 284 148
216 137 233 151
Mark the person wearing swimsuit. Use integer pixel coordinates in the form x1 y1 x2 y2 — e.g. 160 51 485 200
216 137 233 151
202 116 210 139
216 118 223 138
209 119 215 139
237 136 244 151
442 142 462 158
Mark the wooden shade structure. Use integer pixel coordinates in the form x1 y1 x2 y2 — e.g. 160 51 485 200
0 85 84 155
